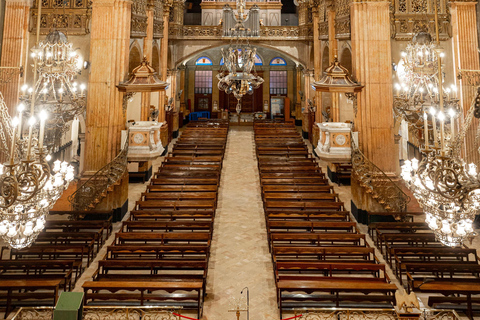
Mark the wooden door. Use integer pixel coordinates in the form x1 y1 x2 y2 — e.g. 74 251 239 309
194 94 212 112
219 74 263 113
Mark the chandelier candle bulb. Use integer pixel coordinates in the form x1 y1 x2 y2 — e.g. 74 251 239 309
38 110 47 150
449 109 455 140
424 111 429 149
430 108 439 148
10 117 18 163
26 116 35 159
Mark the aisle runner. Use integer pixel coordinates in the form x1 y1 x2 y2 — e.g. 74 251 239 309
202 127 278 320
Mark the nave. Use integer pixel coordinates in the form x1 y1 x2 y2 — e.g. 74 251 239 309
0 121 478 320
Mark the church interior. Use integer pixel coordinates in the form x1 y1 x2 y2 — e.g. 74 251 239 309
1 0 480 319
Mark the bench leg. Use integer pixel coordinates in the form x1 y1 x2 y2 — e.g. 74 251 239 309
5 289 12 319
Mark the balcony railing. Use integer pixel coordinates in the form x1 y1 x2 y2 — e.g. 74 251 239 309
170 25 311 39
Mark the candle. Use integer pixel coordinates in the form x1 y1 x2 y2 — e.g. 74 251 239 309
80 84 86 96
10 117 18 164
449 109 455 142
26 116 35 159
59 87 64 101
17 103 24 139
424 110 429 150
438 111 446 152
38 110 47 150
430 108 438 148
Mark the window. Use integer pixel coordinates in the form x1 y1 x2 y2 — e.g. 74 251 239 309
195 70 212 94
270 57 287 66
195 56 213 66
270 71 287 95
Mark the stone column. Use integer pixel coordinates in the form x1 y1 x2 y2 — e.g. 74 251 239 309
158 7 169 122
328 9 337 62
84 0 131 174
296 66 302 121
0 0 30 114
141 1 155 121
179 65 186 113
451 0 480 165
351 0 396 173
312 7 321 81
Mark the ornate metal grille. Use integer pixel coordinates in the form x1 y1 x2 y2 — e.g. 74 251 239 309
68 139 128 211
352 140 410 212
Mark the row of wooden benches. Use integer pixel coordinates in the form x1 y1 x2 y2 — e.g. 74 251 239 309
81 120 229 318
368 220 480 318
0 210 115 318
253 121 398 318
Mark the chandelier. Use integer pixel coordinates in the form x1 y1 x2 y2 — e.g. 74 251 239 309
0 0 75 249
217 0 264 113
394 31 460 137
398 1 480 246
19 30 86 153
0 97 74 249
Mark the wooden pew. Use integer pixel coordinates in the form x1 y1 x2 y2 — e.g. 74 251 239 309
106 245 210 260
0 259 75 290
0 280 61 319
115 232 211 245
82 281 204 318
272 246 375 263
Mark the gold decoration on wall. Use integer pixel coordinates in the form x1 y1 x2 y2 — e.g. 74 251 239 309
30 0 91 35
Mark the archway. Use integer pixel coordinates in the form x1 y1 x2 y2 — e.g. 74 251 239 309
152 44 160 73
128 42 142 75
340 48 352 74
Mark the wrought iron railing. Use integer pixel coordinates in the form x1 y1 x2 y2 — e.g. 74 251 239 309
351 140 410 212
295 308 460 320
68 138 128 211
11 306 182 320
11 307 459 320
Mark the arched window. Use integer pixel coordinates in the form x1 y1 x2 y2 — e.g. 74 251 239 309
195 56 213 65
269 57 287 66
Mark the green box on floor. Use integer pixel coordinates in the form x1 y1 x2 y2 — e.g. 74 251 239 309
53 292 84 320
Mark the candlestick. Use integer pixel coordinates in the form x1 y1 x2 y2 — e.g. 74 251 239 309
10 117 18 164
430 108 438 148
26 116 35 160
424 110 429 150
38 110 47 150
17 103 25 137
449 109 455 142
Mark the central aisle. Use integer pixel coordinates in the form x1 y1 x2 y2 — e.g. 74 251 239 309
203 127 278 320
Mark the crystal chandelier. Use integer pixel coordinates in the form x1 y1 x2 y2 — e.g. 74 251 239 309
217 0 264 113
399 1 480 246
19 30 86 153
0 0 75 249
394 31 460 135
0 97 74 249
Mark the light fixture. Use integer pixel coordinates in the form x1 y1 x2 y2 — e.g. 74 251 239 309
393 30 460 137
19 30 87 153
399 0 479 246
217 0 264 114
0 0 75 249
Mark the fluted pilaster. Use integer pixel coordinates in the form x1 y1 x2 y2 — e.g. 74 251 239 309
451 1 480 165
351 0 396 173
0 0 30 115
84 0 132 174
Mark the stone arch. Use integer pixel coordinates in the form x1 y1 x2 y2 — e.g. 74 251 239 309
339 47 352 74
175 43 307 69
152 43 160 73
128 41 143 75
321 46 329 72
